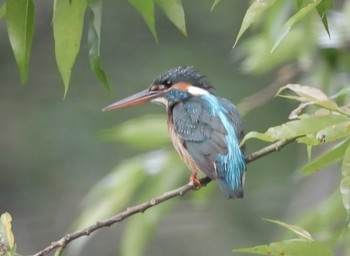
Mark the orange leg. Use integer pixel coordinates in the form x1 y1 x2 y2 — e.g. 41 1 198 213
190 173 201 188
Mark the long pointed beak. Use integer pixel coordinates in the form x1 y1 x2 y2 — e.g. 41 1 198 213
102 89 162 111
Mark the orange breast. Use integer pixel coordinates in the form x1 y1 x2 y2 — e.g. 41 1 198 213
167 117 201 175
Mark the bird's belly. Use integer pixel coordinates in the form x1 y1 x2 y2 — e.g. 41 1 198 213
168 122 203 175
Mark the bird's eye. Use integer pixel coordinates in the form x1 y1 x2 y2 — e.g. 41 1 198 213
163 79 173 87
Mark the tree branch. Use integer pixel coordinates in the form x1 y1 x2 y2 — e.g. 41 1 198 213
31 138 295 256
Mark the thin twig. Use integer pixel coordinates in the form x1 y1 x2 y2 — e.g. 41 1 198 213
244 138 295 163
31 138 295 256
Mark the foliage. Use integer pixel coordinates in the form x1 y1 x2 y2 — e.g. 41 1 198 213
0 213 16 256
241 84 350 255
0 0 334 94
99 114 169 149
0 0 186 95
234 219 334 256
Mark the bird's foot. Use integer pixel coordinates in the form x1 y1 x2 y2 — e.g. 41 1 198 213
189 173 201 190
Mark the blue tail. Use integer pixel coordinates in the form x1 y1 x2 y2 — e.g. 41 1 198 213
215 151 246 199
218 176 244 198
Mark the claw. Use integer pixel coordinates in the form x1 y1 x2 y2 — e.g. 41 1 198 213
190 173 201 189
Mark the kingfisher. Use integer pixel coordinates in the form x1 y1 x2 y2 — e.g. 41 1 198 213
103 66 246 198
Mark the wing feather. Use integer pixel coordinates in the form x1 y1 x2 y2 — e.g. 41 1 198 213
170 97 228 179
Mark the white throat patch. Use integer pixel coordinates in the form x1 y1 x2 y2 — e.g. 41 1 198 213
151 97 168 107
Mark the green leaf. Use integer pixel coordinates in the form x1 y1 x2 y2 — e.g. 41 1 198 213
68 154 149 255
76 159 147 225
296 0 305 9
277 84 331 102
88 0 111 92
100 114 169 149
70 150 184 256
277 84 341 116
340 177 350 206
53 0 87 97
0 3 5 19
295 192 346 238
330 87 350 100
302 138 350 175
0 212 15 250
342 144 350 177
6 0 35 82
341 144 350 218
272 0 322 52
340 177 350 215
242 114 349 144
241 131 275 143
121 209 160 256
297 135 319 146
277 84 340 118
234 239 334 256
234 0 277 48
239 28 311 73
121 153 184 256
54 247 64 256
315 121 350 144
128 0 157 42
263 219 313 240
155 0 186 36
316 0 333 37
211 0 221 11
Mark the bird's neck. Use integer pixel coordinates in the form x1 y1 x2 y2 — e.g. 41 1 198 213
152 89 192 109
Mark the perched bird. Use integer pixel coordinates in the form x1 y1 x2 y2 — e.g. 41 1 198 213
103 66 246 198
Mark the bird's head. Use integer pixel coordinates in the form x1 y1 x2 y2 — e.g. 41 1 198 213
103 66 214 111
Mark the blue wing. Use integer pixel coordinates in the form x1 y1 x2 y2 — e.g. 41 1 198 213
170 95 246 198
214 97 246 198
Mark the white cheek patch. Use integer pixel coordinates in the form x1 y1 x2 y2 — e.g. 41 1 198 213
151 97 168 107
187 85 209 95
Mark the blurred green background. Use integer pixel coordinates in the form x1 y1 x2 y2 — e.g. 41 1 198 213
0 0 346 255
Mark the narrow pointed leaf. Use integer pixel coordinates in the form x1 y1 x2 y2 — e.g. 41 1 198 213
277 84 340 112
155 0 186 35
340 177 350 213
53 0 87 96
302 138 350 175
211 0 221 11
306 144 312 160
234 0 277 48
331 87 350 100
341 144 350 216
316 0 333 37
100 114 169 148
234 239 333 256
272 0 322 52
6 0 35 82
263 219 313 240
54 248 63 256
129 0 157 42
277 84 330 102
88 0 111 92
121 153 183 256
342 144 350 177
68 155 148 256
121 210 160 256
